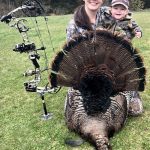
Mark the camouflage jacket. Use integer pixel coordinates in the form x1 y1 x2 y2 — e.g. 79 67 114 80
66 7 105 40
66 7 142 40
98 7 142 40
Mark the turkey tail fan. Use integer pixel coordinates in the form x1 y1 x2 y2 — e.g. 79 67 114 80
49 30 146 96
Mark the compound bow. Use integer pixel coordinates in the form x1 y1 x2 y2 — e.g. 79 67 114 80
1 0 61 120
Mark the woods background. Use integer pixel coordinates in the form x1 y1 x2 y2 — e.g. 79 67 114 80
0 0 150 16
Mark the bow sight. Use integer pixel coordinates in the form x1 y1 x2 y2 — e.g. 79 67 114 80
1 0 59 120
13 43 36 53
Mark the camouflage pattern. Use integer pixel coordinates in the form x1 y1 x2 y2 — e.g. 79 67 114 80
66 19 87 41
66 6 142 41
128 91 143 116
121 91 143 116
66 7 101 40
97 6 142 40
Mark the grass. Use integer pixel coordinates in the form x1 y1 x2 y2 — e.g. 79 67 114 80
0 11 150 150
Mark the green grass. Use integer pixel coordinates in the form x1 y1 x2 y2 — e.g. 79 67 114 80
0 11 150 150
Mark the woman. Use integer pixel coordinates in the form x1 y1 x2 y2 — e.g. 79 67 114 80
66 0 104 40
65 0 143 117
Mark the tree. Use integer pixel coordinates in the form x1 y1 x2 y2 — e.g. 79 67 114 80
103 0 111 6
50 0 83 15
104 0 145 10
143 0 150 8
130 0 144 10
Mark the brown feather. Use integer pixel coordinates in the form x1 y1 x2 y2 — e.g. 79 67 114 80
49 30 146 92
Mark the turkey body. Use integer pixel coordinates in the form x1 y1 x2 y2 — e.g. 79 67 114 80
49 30 146 150
65 88 128 150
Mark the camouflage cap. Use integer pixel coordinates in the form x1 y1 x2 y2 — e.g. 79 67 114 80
111 0 129 9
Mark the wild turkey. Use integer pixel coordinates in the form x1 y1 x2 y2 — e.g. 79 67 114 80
49 30 146 150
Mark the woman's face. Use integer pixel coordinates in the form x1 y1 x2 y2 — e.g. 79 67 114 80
111 4 128 20
83 0 104 12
